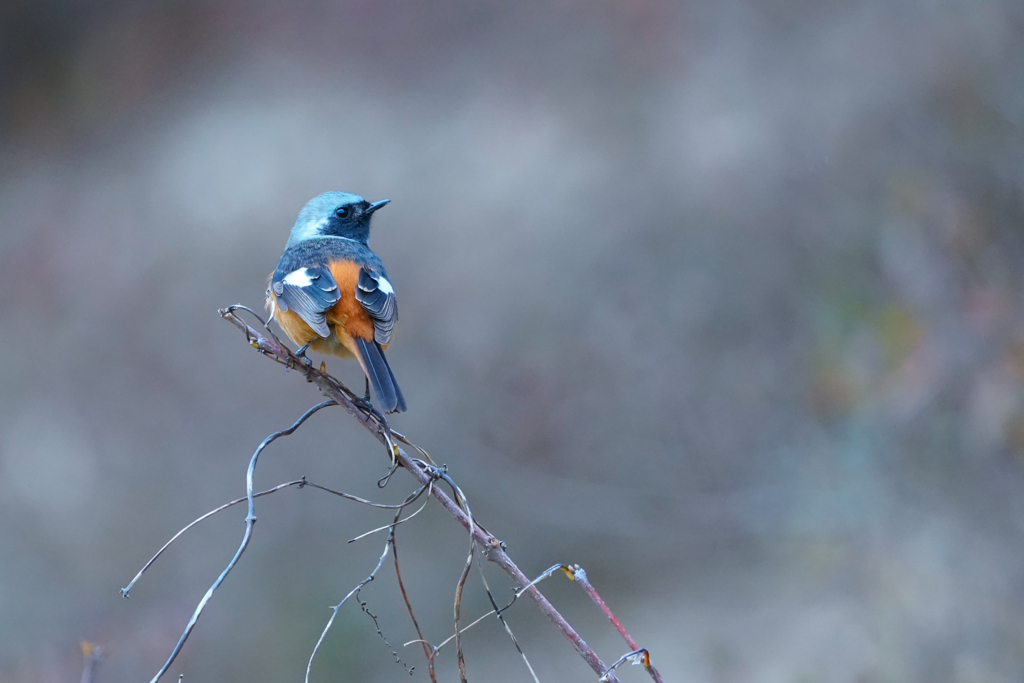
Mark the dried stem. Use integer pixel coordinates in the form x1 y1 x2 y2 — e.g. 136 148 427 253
393 531 437 683
477 560 540 682
405 563 573 654
121 479 306 598
565 565 665 683
221 305 632 682
144 400 337 683
600 649 651 682
122 476 423 599
305 484 429 683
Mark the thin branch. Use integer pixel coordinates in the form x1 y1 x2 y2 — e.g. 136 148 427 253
497 563 571 616
121 479 306 598
600 649 650 682
404 563 569 653
305 485 429 683
477 560 540 683
566 565 665 683
454 540 474 683
146 400 337 683
359 593 414 675
439 466 476 683
358 503 423 676
346 485 432 543
121 477 424 599
298 480 433 509
393 527 437 683
306 532 393 683
221 306 628 682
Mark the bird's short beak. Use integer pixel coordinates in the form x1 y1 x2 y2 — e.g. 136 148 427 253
366 199 391 215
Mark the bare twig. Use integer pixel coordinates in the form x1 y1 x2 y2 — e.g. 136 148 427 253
346 487 432 543
121 479 306 598
306 531 393 683
299 480 432 509
477 561 540 683
122 476 425 599
433 466 477 683
358 504 422 676
453 539 474 682
305 485 430 683
145 400 337 683
600 649 651 682
360 593 414 674
404 563 570 653
393 530 437 683
566 565 665 683
221 305 631 682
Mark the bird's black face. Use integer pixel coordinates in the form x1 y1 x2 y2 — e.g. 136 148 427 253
323 198 389 243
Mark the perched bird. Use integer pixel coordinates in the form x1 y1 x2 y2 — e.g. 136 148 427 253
267 191 407 413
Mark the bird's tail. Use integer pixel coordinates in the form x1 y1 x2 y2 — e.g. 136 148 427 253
353 337 407 413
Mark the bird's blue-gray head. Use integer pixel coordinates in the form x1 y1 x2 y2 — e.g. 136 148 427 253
286 191 390 248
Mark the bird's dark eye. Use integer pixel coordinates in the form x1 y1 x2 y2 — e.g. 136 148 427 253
335 206 350 218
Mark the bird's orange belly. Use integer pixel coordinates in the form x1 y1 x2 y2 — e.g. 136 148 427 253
270 303 357 359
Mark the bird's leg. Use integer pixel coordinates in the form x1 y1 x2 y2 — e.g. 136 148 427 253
352 376 374 412
346 375 399 481
292 342 313 367
352 375 393 434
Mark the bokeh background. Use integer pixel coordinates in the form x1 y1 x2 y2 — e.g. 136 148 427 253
2 1 1023 681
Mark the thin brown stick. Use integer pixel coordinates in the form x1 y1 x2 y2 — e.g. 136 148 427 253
358 503 421 674
305 485 430 682
221 306 625 682
434 466 477 683
393 529 437 683
454 542 474 683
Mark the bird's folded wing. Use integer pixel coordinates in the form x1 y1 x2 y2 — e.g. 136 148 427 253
355 267 398 345
271 266 340 337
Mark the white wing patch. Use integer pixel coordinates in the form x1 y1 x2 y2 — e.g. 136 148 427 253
377 277 394 294
283 268 314 287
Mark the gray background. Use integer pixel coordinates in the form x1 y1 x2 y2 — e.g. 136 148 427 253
2 0 1023 681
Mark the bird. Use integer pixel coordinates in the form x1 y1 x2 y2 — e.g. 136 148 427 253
267 191 407 413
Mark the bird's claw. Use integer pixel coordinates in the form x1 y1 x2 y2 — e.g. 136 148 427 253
353 396 375 414
292 342 313 367
353 392 376 416
354 376 390 428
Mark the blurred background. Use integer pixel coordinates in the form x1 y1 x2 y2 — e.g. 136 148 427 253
1 0 1023 681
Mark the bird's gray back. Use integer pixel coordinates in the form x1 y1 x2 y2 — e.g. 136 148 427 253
274 237 386 279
